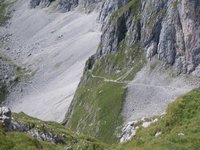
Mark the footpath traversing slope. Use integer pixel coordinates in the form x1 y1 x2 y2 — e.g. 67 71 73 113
90 59 199 125
123 61 200 123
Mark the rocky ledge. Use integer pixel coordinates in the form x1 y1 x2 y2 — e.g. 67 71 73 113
0 106 65 144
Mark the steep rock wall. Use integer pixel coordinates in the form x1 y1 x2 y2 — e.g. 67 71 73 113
98 0 200 76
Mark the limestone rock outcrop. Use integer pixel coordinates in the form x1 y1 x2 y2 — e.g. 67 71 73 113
0 107 11 127
0 107 65 144
96 0 200 76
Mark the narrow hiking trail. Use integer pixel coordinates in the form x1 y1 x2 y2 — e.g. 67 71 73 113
122 65 200 123
90 64 200 124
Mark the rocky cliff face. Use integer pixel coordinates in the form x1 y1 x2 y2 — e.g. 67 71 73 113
98 0 200 76
30 0 102 12
58 0 103 12
64 0 200 144
29 0 53 8
0 106 65 144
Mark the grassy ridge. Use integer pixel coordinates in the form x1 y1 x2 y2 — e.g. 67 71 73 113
66 0 145 142
0 112 107 150
67 41 145 144
68 76 126 144
116 88 200 150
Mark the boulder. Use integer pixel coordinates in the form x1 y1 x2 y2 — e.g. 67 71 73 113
0 107 11 127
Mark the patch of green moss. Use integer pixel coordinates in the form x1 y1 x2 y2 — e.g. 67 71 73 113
115 88 200 150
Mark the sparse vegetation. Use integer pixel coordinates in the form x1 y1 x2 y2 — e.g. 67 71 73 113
0 112 107 150
68 76 126 144
67 40 145 144
0 0 13 26
92 42 145 81
1 88 200 150
115 88 200 150
111 0 141 24
0 86 7 104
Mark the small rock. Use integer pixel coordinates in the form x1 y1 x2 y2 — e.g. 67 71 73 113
142 122 151 128
66 146 73 150
10 76 17 82
0 107 12 127
135 126 139 130
178 133 184 136
155 132 162 137
4 75 8 79
57 35 63 39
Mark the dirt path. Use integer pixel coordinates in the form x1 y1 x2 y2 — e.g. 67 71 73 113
122 64 200 123
91 74 128 84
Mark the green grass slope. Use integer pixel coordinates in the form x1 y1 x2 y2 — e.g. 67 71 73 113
66 42 145 144
116 88 200 150
0 112 107 150
65 0 145 144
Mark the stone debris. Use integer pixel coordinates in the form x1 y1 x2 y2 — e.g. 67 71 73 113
0 107 65 144
120 121 138 143
178 133 185 136
0 107 11 127
155 131 162 137
120 118 159 142
142 118 158 128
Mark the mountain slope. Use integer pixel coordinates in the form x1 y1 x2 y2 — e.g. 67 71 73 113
1 0 200 148
116 88 200 150
65 0 200 144
0 108 107 150
0 0 101 122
